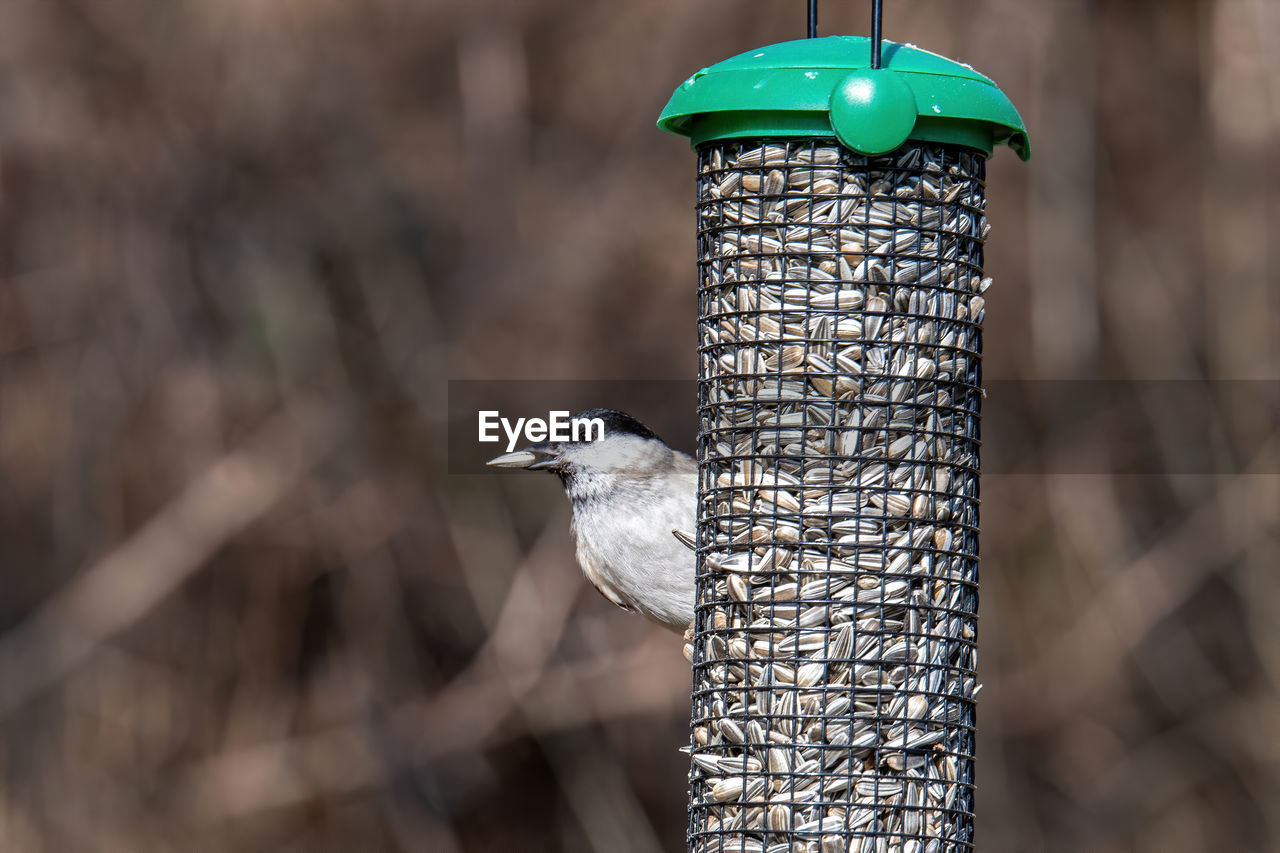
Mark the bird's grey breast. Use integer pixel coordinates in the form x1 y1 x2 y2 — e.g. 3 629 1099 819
567 459 696 630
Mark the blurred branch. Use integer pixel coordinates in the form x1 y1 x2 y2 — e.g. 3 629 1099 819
176 513 574 819
0 403 342 717
442 490 672 853
178 500 686 823
174 628 683 820
994 434 1280 731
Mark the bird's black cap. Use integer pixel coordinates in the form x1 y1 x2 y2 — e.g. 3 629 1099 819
571 408 664 444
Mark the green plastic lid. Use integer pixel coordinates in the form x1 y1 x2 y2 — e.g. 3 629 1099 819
658 36 1029 160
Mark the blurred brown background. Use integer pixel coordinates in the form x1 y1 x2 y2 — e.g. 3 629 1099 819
0 0 1276 851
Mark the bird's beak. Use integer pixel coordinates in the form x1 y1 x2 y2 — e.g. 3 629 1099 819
485 444 561 471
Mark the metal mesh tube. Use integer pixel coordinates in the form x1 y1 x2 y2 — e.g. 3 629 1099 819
689 140 988 853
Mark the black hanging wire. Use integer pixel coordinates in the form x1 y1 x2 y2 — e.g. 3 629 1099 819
871 0 884 68
807 1 883 64
808 0 880 63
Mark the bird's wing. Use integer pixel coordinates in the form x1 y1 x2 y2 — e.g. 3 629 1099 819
590 581 634 612
574 534 637 614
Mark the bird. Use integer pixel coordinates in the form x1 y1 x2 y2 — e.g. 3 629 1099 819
486 408 696 633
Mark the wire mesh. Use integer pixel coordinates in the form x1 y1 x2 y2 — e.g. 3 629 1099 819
689 139 988 853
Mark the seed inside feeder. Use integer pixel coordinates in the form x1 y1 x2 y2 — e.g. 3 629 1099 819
690 139 986 853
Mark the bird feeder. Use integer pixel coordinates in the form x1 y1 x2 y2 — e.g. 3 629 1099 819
659 14 1027 853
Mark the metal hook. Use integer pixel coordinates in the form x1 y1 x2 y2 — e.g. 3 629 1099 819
870 0 883 67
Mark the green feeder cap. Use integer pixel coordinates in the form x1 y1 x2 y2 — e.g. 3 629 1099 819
658 36 1029 160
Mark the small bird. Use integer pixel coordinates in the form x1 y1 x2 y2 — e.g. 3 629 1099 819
487 409 696 633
